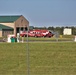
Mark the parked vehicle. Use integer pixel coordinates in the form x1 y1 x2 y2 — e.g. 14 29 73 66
20 29 54 38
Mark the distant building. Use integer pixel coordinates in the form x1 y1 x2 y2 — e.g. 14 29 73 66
0 15 29 37
63 28 72 35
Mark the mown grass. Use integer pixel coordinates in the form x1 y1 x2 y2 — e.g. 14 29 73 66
0 42 76 75
22 36 74 42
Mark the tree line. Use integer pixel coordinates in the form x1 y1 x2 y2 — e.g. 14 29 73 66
29 26 76 35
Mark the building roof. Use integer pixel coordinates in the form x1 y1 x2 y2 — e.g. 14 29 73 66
0 24 13 30
0 15 22 23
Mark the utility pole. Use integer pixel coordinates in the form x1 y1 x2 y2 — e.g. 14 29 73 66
26 27 30 75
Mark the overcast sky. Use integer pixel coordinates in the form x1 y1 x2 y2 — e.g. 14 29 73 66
0 0 76 27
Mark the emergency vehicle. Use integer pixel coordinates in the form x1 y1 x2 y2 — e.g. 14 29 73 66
20 29 54 38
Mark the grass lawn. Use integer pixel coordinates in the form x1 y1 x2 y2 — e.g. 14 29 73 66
0 42 76 75
22 36 74 42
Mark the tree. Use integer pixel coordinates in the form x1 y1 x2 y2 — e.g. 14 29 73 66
71 26 76 35
48 26 54 31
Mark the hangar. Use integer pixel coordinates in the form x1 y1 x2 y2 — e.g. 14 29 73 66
0 15 29 37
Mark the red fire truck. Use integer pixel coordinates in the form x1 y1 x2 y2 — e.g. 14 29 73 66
20 29 54 38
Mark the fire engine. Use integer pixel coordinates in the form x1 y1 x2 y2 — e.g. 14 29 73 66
20 29 54 38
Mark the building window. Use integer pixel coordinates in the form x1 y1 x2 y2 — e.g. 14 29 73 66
21 19 23 23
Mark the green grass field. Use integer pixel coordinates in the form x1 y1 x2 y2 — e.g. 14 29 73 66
0 42 76 75
22 36 74 42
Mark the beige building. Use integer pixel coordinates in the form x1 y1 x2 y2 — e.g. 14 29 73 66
0 15 29 37
63 28 72 35
0 24 14 37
